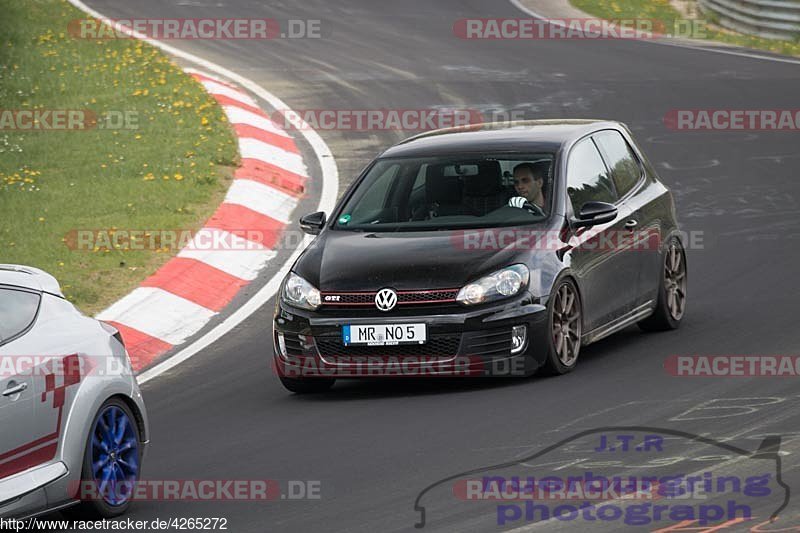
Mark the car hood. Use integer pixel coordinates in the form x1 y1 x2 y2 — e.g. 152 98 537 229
295 229 527 291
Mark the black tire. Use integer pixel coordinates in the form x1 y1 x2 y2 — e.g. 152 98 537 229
279 376 335 394
639 237 687 332
65 398 142 519
540 277 583 376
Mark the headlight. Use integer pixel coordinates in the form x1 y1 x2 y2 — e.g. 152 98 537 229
456 264 529 306
282 272 321 310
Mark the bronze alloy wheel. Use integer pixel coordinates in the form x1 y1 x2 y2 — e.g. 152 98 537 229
551 281 582 368
664 242 687 321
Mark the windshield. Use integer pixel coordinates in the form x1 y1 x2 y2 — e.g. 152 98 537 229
334 154 555 231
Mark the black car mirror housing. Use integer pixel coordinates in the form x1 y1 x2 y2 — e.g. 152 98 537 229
300 211 327 235
573 201 618 227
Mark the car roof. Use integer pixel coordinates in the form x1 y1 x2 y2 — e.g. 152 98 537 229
0 264 63 297
381 119 623 158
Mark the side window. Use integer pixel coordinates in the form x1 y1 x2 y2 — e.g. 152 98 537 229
0 288 40 344
593 130 642 197
566 138 618 213
412 164 428 192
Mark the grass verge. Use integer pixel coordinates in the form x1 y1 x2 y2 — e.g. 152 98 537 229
571 0 800 57
0 0 239 315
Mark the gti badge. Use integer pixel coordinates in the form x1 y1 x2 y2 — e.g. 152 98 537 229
375 288 398 311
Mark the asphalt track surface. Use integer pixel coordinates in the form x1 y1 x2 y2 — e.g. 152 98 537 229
67 1 800 531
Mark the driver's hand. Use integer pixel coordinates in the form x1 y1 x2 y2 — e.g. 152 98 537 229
508 196 528 209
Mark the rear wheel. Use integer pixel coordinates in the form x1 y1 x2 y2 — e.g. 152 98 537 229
639 238 687 331
279 376 335 394
68 398 141 518
541 278 582 375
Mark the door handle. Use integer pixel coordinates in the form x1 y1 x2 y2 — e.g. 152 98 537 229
2 382 28 397
624 219 638 229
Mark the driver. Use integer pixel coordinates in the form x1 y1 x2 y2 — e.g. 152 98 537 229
508 161 548 212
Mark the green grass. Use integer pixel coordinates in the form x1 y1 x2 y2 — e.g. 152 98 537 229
571 0 800 57
0 0 239 314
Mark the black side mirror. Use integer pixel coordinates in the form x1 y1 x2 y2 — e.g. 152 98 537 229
574 201 617 227
299 211 327 235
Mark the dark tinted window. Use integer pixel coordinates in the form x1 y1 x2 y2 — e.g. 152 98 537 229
593 130 642 197
335 153 555 231
566 138 617 213
350 163 400 216
0 288 40 344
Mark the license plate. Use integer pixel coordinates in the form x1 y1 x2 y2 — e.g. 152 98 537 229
342 324 427 346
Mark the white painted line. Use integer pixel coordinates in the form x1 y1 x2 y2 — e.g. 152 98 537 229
238 137 308 177
96 287 216 346
509 0 800 66
224 179 299 224
67 0 339 384
177 228 277 281
200 80 258 107
223 105 290 138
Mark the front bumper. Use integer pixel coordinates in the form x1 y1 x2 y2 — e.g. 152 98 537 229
272 292 549 378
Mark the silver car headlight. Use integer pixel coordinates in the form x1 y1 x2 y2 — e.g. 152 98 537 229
282 272 321 310
456 264 530 306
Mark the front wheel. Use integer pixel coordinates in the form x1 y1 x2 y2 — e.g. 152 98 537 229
68 398 142 518
540 278 583 375
639 238 687 331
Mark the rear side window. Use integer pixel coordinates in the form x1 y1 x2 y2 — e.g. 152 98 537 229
566 138 617 213
593 130 642 197
0 287 40 344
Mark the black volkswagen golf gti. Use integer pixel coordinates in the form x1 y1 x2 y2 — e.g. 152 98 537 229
273 120 687 393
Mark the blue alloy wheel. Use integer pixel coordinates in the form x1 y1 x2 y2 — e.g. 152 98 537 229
91 405 140 506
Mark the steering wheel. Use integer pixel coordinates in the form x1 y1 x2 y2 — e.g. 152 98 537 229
523 201 545 217
508 196 545 217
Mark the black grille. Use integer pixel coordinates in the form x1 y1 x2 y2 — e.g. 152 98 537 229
398 290 458 303
320 289 459 307
461 329 512 357
324 293 373 305
315 334 461 358
282 333 307 356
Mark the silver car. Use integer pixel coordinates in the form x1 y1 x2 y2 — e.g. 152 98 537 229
0 265 149 519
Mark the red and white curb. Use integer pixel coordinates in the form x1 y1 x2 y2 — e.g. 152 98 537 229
96 69 307 373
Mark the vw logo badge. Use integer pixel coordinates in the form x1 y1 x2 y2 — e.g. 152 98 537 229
375 288 398 311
